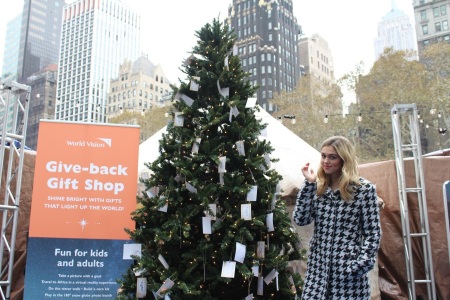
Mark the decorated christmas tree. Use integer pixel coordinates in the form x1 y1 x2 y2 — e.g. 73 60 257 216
117 19 304 300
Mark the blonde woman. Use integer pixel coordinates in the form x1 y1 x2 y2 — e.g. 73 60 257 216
293 136 381 300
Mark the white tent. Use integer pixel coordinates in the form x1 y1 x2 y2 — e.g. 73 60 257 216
137 108 320 197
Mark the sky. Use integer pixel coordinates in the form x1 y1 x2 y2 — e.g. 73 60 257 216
0 0 416 86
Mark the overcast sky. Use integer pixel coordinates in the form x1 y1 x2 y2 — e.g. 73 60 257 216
0 0 416 85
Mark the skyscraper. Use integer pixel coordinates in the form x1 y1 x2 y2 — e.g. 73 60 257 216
55 0 140 123
17 0 65 83
374 1 418 60
1 13 22 82
226 0 301 112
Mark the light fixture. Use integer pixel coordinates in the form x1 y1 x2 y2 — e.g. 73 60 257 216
430 108 436 115
357 113 362 122
323 115 328 124
283 115 296 124
438 112 442 118
438 128 447 135
392 111 397 120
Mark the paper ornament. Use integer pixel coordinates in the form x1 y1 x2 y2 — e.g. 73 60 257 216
190 76 200 91
266 213 274 232
123 244 142 259
158 254 169 269
245 97 257 108
156 278 175 297
205 204 217 220
236 140 245 156
202 216 212 234
257 241 265 258
257 277 264 295
185 182 197 193
136 277 147 298
246 185 257 201
174 112 184 127
192 137 201 155
252 265 259 277
234 242 246 263
218 156 227 173
241 204 252 220
221 261 236 278
264 269 278 285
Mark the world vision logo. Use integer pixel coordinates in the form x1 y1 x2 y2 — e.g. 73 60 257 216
66 138 112 148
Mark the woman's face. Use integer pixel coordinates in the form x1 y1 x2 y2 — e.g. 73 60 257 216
321 145 343 177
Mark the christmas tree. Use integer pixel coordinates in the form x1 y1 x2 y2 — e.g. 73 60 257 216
117 18 304 300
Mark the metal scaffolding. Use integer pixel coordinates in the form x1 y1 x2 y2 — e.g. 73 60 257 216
0 80 31 300
391 103 436 300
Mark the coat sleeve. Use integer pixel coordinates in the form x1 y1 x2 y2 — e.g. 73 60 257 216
351 181 382 277
293 180 316 226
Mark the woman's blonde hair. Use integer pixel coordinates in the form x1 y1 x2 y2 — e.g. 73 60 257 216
316 136 360 201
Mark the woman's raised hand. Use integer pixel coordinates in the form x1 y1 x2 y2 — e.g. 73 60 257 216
301 162 316 183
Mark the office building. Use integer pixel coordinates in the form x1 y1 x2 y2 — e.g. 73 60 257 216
106 55 172 120
17 0 65 83
1 14 22 82
374 2 418 60
298 33 335 87
26 64 58 150
226 0 302 112
55 0 140 123
413 0 450 55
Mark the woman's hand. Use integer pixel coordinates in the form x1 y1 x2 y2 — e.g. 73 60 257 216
302 162 317 183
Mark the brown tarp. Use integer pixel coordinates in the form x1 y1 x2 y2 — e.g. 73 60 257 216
0 149 36 300
359 150 450 300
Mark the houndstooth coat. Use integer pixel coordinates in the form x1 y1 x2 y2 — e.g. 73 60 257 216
293 178 381 300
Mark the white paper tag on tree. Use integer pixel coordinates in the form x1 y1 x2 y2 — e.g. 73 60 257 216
241 204 251 220
221 261 236 278
266 213 274 232
234 242 246 263
136 277 147 298
246 185 257 201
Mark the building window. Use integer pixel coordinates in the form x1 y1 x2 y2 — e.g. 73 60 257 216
420 10 427 21
261 53 265 61
443 20 448 30
422 24 428 35
436 22 442 31
434 7 440 17
441 5 447 15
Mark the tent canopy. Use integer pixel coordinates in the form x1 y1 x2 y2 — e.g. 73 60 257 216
137 107 321 196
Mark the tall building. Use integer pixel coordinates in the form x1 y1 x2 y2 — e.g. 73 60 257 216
17 0 65 83
26 64 58 150
298 33 335 86
374 1 418 60
226 0 301 112
1 13 22 82
106 55 172 119
413 0 450 56
55 0 140 123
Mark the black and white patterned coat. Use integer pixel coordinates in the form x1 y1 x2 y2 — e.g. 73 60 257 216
293 178 381 300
